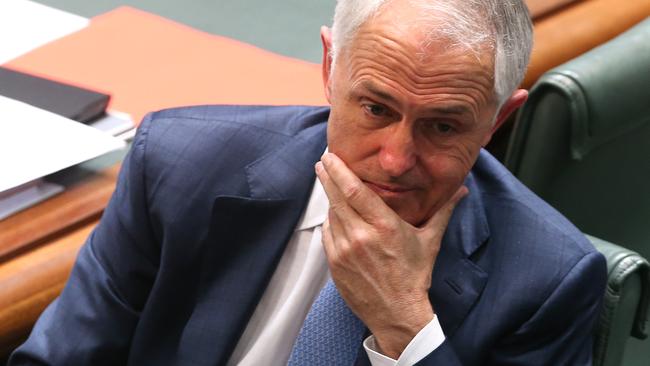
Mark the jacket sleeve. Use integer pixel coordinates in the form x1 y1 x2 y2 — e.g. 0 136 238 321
415 250 607 366
9 114 161 366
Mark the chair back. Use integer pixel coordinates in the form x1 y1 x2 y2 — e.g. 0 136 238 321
505 18 650 366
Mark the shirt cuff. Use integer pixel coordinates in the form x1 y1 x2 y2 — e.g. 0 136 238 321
363 315 446 366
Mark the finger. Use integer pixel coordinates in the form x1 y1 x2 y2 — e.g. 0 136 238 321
320 153 392 224
321 218 338 261
420 185 469 236
327 208 347 243
316 160 365 225
326 208 356 259
318 162 378 252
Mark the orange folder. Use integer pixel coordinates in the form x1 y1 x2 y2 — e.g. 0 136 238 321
4 6 327 124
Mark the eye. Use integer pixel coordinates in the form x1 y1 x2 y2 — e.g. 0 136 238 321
422 120 456 135
435 123 453 134
363 103 387 117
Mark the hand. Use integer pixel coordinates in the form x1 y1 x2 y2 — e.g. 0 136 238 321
316 152 467 359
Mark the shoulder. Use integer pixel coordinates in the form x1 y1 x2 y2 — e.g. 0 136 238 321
470 150 605 305
143 104 330 135
125 104 328 207
132 105 328 180
137 104 330 155
472 150 596 255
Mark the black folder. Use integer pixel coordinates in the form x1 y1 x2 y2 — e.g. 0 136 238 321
0 67 110 124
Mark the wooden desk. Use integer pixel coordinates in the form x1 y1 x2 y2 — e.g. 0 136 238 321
0 164 120 355
0 219 98 356
0 165 119 261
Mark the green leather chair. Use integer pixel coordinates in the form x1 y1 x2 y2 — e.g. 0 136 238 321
505 18 650 366
590 236 649 366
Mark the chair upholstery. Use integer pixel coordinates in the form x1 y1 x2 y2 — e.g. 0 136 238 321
589 235 650 366
505 18 650 366
487 1 650 161
506 17 650 254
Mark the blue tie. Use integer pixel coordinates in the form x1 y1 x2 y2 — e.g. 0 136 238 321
287 279 366 365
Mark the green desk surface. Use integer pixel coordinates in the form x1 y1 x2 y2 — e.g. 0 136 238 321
35 0 334 63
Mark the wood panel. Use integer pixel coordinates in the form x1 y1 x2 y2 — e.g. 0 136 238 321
526 0 584 19
524 0 650 88
0 165 119 261
0 221 94 356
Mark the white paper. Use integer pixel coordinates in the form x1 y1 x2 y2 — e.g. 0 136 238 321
90 110 135 137
0 0 89 64
0 95 126 192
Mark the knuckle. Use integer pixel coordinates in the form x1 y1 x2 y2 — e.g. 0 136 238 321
342 183 363 201
326 250 341 267
337 243 363 265
375 218 397 234
328 200 347 213
349 228 370 247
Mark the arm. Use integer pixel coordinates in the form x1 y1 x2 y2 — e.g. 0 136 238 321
9 115 160 365
416 250 606 365
484 250 606 365
316 152 606 365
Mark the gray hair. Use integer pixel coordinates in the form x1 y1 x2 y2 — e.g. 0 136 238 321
331 0 533 108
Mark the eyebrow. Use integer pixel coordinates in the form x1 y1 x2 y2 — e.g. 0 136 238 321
355 80 473 116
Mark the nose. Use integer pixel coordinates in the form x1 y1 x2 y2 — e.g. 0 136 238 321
378 122 417 177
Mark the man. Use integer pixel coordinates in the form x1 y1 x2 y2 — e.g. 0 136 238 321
10 0 606 365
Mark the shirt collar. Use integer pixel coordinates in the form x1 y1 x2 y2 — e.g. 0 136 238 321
295 149 329 231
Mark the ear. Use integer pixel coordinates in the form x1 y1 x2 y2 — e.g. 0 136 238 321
482 89 528 146
320 26 334 103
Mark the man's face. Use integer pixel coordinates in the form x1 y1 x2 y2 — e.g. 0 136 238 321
323 8 501 226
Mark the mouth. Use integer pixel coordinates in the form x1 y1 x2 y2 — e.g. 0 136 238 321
363 180 415 196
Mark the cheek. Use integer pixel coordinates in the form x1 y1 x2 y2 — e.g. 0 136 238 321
328 109 381 156
327 111 355 153
428 131 486 168
422 147 477 184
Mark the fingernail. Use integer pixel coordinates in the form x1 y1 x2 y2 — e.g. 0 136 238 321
321 153 332 165
315 161 324 174
458 186 469 200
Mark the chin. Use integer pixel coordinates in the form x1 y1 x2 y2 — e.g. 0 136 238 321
387 204 426 226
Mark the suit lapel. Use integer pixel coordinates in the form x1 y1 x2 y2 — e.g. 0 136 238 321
429 171 490 337
197 122 328 365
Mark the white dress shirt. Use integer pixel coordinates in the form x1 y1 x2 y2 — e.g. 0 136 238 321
227 175 445 366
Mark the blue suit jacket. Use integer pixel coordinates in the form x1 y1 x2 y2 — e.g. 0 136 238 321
10 105 606 365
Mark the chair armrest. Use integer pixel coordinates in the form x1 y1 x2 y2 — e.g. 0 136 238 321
587 234 649 366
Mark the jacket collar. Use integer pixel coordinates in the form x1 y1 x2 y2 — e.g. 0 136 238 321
429 171 490 337
245 122 328 201
205 121 328 364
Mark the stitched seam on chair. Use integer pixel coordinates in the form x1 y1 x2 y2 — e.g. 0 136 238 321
610 257 648 290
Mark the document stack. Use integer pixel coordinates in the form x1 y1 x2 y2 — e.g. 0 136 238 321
0 69 131 220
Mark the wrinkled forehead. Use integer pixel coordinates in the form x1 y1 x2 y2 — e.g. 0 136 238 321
344 0 496 77
333 2 500 118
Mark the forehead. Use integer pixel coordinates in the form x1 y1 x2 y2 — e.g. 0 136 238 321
335 3 497 116
350 1 495 74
